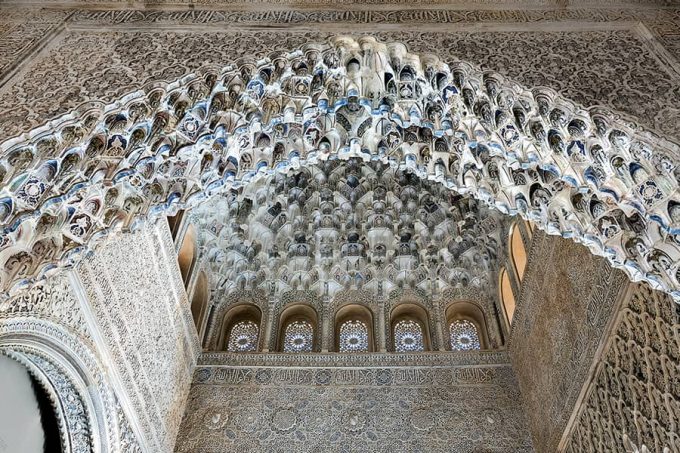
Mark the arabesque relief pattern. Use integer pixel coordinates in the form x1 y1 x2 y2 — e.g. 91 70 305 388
0 5 678 453
509 233 629 452
78 221 199 453
565 284 680 453
2 9 680 139
0 275 144 453
175 356 533 452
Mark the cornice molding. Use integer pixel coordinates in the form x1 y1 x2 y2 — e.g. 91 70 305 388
198 350 511 367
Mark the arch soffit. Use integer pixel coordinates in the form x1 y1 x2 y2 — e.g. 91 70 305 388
0 35 677 302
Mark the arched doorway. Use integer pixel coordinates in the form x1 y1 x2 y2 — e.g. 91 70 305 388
0 355 60 453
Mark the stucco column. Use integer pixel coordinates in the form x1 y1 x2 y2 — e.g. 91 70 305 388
433 300 447 351
321 295 331 352
378 298 387 352
261 299 276 352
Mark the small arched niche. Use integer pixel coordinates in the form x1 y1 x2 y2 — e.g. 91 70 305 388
445 301 490 351
217 304 262 352
334 304 375 353
277 304 319 353
177 224 197 287
509 221 528 282
499 267 517 327
190 271 209 337
389 303 432 352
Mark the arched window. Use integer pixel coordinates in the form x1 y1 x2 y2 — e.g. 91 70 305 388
393 319 425 352
190 271 209 337
177 224 197 287
500 267 517 325
166 209 185 241
338 320 369 352
216 304 262 352
445 301 490 350
449 320 481 351
389 303 431 352
509 222 527 282
276 304 318 352
227 320 259 352
334 304 375 352
282 320 314 353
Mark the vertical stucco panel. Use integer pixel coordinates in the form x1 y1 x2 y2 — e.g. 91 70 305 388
564 284 680 452
77 220 200 452
509 232 627 452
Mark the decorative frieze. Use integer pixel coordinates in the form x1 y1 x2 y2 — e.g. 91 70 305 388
199 350 512 366
176 356 532 452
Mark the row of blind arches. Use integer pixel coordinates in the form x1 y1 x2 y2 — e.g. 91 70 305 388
218 301 488 353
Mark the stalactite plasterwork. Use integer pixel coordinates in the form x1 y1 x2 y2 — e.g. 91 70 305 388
0 36 677 304
192 158 505 348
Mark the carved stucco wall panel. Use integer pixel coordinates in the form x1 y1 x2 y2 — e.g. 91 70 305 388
509 232 628 452
0 274 145 452
77 220 200 452
0 219 200 452
0 8 68 81
564 283 680 452
175 356 533 452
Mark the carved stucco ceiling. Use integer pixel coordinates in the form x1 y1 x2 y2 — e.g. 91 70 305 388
190 158 507 302
0 36 677 302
